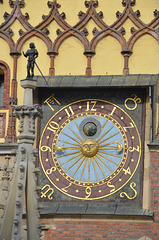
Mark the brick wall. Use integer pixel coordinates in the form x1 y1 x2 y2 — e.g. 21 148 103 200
38 150 159 240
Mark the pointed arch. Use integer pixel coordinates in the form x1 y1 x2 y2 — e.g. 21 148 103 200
16 30 52 52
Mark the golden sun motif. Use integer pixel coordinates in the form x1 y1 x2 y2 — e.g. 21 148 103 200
56 114 124 184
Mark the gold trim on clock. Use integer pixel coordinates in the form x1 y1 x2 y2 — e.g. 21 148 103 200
39 99 141 200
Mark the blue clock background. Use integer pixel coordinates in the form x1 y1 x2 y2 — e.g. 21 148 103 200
56 114 124 183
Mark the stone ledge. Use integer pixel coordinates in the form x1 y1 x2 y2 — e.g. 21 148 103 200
148 140 159 152
34 74 159 88
39 202 154 218
20 79 37 89
0 143 18 155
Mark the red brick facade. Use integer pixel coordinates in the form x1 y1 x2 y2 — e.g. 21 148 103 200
36 150 159 240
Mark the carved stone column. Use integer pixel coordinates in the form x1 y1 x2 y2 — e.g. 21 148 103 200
0 155 12 220
0 79 43 240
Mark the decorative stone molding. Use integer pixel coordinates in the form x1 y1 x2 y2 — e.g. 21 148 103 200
154 9 159 17
19 29 25 36
134 10 140 18
81 28 89 36
118 27 126 35
13 105 42 119
3 12 10 20
11 85 42 141
122 0 127 7
23 12 29 20
18 0 25 8
92 27 99 35
0 0 158 58
130 0 136 6
9 0 14 8
9 0 25 8
9 97 17 105
130 27 137 34
6 28 14 37
43 28 50 35
60 12 66 20
78 11 86 20
97 11 103 19
0 78 43 239
56 29 62 36
85 0 98 8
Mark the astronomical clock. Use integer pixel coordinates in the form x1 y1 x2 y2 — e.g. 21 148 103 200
38 86 146 211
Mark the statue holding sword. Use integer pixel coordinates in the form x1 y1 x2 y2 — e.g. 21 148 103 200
23 42 49 86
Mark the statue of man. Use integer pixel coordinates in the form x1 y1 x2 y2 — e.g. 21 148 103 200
23 42 38 79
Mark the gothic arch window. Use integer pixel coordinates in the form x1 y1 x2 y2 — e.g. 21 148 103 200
0 61 10 108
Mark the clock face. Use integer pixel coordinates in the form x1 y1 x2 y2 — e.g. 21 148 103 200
39 99 141 200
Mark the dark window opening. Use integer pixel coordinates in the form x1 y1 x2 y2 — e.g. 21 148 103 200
0 69 4 106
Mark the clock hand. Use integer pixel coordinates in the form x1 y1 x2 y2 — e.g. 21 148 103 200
100 140 123 148
56 144 65 153
56 145 81 153
116 143 123 153
99 143 123 153
58 139 80 147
